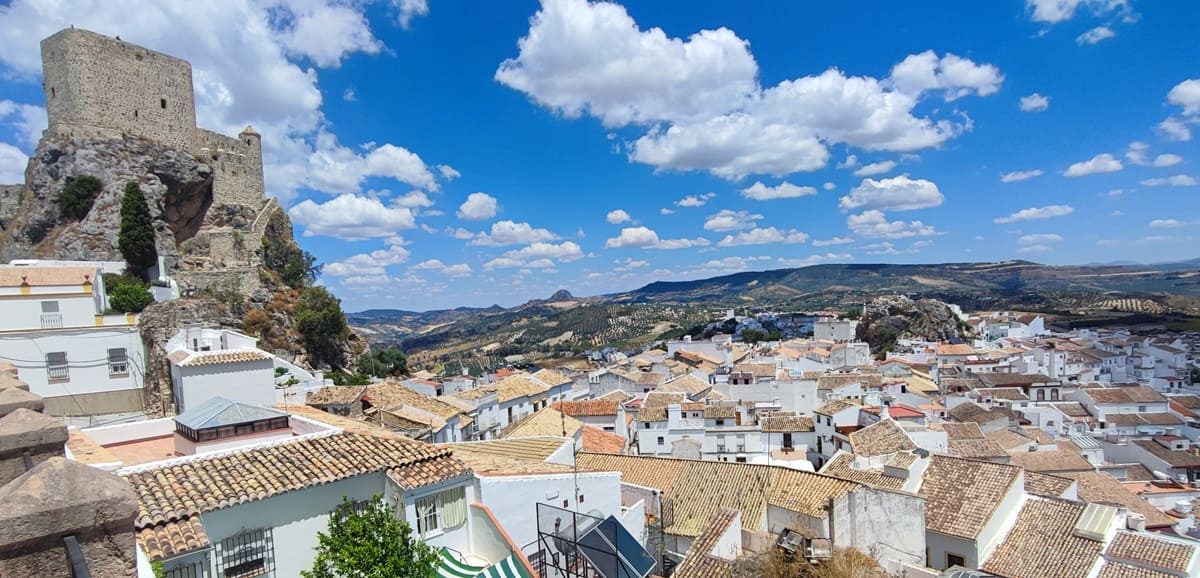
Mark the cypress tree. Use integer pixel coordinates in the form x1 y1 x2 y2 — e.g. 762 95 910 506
117 181 158 275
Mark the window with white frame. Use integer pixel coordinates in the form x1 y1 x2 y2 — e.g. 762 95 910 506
216 528 273 578
416 486 466 537
108 348 128 377
46 352 69 381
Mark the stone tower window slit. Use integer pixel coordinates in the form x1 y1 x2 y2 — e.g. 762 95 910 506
160 98 167 109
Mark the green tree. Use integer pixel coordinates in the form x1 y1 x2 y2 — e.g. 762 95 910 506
296 286 349 368
108 276 154 313
262 213 321 288
117 181 158 275
303 495 438 578
58 175 103 220
740 329 767 343
360 347 408 378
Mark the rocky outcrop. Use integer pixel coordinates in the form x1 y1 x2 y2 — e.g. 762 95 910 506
0 135 214 264
856 295 962 354
137 297 238 417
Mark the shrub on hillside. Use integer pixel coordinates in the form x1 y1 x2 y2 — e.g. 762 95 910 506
295 286 348 368
58 175 103 220
106 275 154 313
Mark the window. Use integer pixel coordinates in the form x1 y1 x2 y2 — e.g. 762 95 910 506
715 419 725 426
1138 405 1147 412
40 301 63 329
108 348 128 376
946 553 965 568
163 558 209 578
736 434 746 452
656 436 665 445
161 98 167 109
217 528 273 578
416 486 467 537
783 432 794 449
46 352 69 381
41 301 59 313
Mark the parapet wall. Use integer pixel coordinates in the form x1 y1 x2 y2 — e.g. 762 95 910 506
41 28 197 150
194 128 265 208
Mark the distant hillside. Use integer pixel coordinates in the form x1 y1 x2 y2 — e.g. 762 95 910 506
615 260 1200 307
349 259 1200 372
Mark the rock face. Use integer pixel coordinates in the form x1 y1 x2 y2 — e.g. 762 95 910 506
138 297 238 417
856 295 962 354
0 135 213 263
548 289 574 302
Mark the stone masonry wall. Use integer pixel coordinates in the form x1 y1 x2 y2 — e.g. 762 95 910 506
194 128 265 209
41 28 197 151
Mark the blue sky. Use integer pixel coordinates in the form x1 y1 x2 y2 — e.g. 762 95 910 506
1 0 1198 311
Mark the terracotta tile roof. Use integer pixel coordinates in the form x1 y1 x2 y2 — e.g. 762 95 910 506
816 373 883 390
1085 386 1168 405
136 516 209 561
814 399 859 416
581 426 627 454
1097 561 1177 578
363 383 464 419
982 498 1105 578
703 405 737 419
936 343 976 356
942 422 985 440
1023 471 1075 498
638 392 690 422
172 348 273 366
576 453 854 537
948 439 1010 460
1132 440 1200 468
1048 402 1095 418
305 385 367 406
450 386 496 400
848 419 916 457
1105 531 1198 574
505 408 583 438
1060 471 1177 528
125 432 469 560
613 369 666 387
818 452 905 490
279 404 397 435
493 375 551 403
1170 395 1200 410
978 373 1055 387
1106 413 1184 426
919 455 1022 540
672 508 739 578
531 368 572 387
975 387 1030 401
65 428 121 466
658 374 712 395
948 402 1012 425
552 399 619 417
986 428 1039 450
596 390 632 402
732 363 776 378
444 438 568 465
0 265 97 287
1008 447 1095 474
760 415 814 432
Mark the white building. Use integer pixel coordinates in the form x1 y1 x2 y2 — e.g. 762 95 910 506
0 264 146 418
166 326 276 412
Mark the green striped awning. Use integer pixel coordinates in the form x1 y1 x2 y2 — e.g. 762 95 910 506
476 554 534 578
438 548 486 578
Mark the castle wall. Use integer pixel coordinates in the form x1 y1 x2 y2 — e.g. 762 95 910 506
193 129 265 208
41 28 197 150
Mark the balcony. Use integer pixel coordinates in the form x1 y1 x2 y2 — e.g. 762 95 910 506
40 313 63 329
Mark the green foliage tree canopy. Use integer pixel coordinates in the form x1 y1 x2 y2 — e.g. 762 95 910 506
303 495 438 578
58 175 103 221
360 347 408 378
296 286 349 368
117 181 158 274
108 276 154 313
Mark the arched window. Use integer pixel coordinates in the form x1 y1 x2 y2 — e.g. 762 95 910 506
1037 389 1046 401
1051 389 1060 401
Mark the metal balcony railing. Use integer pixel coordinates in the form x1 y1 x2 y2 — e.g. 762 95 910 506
40 313 63 329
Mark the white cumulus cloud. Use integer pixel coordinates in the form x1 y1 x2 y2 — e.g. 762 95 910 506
675 193 716 207
606 209 632 224
1076 26 1115 45
838 176 944 212
740 181 817 200
457 192 498 220
847 210 938 239
852 160 897 177
716 227 808 247
994 205 1075 224
703 209 763 232
289 194 416 240
1141 175 1198 187
812 236 855 247
1149 219 1188 229
1064 153 1123 177
1001 169 1044 183
605 226 709 250
469 220 558 246
1018 93 1050 112
324 238 411 276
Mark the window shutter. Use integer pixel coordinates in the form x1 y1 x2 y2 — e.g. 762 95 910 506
440 486 467 528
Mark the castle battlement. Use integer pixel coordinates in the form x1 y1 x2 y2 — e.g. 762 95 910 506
40 27 265 210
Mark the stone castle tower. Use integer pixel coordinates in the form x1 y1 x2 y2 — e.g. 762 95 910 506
39 28 275 295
